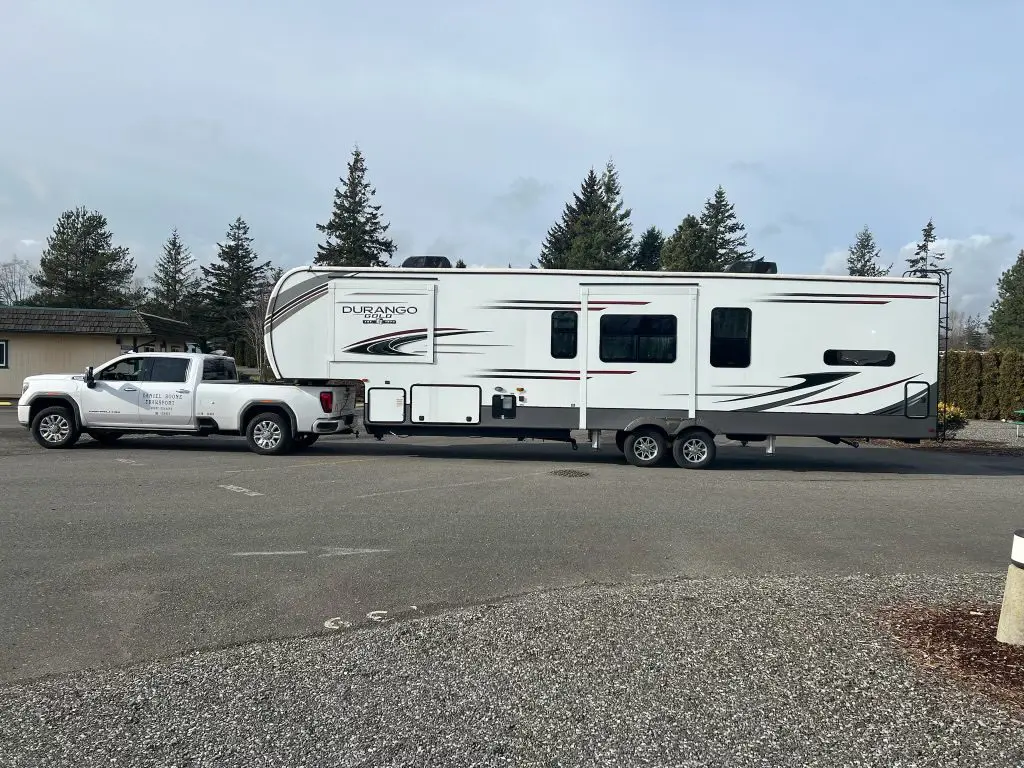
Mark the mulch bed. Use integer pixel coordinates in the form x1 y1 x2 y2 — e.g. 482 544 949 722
880 602 1024 714
867 438 1024 457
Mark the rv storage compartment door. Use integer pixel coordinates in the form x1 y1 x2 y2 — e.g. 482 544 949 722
366 387 406 424
411 385 481 425
330 284 437 373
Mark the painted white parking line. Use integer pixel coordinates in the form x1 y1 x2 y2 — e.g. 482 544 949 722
222 458 369 475
117 458 145 466
353 470 549 499
318 547 390 557
219 484 265 497
323 617 351 630
231 550 308 556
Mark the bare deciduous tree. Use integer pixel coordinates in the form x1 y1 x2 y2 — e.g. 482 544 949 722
0 256 36 305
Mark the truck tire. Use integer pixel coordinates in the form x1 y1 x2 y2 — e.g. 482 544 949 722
293 434 319 450
246 411 293 455
623 427 667 467
672 429 716 469
31 405 80 449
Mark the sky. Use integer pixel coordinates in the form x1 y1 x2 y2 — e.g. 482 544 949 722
1 0 1022 318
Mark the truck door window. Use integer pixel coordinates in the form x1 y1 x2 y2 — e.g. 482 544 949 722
98 358 143 381
142 357 191 383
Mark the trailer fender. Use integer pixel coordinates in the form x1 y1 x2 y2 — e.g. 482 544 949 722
621 417 675 438
666 417 720 439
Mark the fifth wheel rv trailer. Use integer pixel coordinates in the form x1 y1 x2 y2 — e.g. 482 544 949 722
263 263 942 469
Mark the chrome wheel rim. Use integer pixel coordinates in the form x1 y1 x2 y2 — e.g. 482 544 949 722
253 420 282 450
682 438 709 464
40 414 71 443
633 435 659 461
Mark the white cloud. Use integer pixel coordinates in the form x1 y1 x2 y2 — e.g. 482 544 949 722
820 249 847 275
18 238 39 247
897 234 1018 318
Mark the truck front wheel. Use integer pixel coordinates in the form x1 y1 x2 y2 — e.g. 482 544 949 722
31 405 80 449
246 411 293 455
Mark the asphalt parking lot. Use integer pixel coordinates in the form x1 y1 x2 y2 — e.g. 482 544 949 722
3 408 1024 765
2 406 1022 684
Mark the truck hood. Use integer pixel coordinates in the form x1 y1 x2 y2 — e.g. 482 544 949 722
24 373 85 383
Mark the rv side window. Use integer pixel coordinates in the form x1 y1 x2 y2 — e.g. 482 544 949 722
824 349 895 367
599 315 676 363
710 307 751 368
551 311 578 359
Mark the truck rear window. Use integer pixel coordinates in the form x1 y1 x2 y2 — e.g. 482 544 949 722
202 358 237 381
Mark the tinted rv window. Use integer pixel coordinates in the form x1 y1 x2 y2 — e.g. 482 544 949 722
710 307 751 368
551 311 578 359
202 357 237 381
824 349 895 367
599 315 676 363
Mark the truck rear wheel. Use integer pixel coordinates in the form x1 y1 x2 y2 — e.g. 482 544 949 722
31 405 80 449
246 411 293 455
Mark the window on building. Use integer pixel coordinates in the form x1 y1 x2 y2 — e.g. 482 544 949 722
599 314 677 363
824 349 895 367
143 357 191 383
551 311 578 359
0 339 7 369
710 307 752 368
202 357 237 381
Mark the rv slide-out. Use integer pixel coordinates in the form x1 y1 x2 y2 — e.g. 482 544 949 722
264 266 941 469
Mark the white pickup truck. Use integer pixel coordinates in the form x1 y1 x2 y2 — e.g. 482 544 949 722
17 352 357 455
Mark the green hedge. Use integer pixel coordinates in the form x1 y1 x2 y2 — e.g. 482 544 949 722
939 350 1024 420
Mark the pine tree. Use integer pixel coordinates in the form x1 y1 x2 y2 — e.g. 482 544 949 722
537 166 632 270
846 226 891 276
660 215 714 272
30 206 138 308
599 160 635 267
200 217 271 362
631 226 664 271
698 186 754 269
315 145 397 267
907 218 944 272
987 249 1024 351
149 228 199 320
455 258 467 268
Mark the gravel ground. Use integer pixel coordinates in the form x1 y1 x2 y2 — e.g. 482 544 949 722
2 574 1023 768
954 419 1024 444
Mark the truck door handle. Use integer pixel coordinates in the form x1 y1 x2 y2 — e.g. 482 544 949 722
123 386 137 391
176 389 190 394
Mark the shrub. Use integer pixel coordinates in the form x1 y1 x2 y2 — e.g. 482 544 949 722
946 351 981 418
938 401 968 438
979 351 1002 419
997 349 1024 419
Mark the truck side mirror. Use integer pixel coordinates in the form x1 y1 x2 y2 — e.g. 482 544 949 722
85 366 95 388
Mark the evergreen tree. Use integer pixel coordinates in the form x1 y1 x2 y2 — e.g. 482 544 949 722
846 225 891 276
907 218 944 271
30 206 138 308
698 186 754 269
631 226 664 271
149 228 199 319
598 160 635 267
987 249 1024 351
660 215 714 272
200 217 271 362
455 258 467 268
315 145 397 267
537 167 632 271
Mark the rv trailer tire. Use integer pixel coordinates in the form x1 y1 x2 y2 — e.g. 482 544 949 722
294 434 320 450
672 429 716 470
614 430 626 453
245 411 294 455
623 427 667 468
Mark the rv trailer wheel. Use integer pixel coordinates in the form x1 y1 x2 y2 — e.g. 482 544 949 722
623 428 667 468
672 429 716 470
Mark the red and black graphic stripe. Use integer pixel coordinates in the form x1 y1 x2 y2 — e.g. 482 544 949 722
760 292 936 306
798 373 922 406
473 368 636 381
